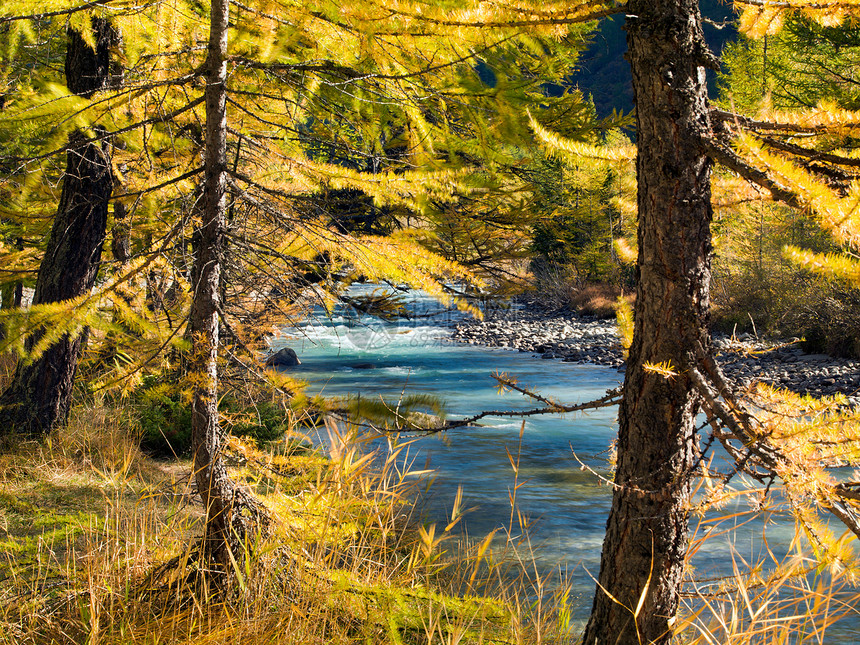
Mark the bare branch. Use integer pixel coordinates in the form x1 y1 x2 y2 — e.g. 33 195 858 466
115 167 204 200
690 346 860 540
753 134 860 171
417 387 622 433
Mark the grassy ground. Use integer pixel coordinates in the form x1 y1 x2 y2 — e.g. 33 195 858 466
0 393 571 645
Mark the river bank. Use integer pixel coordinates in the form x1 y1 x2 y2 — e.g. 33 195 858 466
450 299 860 405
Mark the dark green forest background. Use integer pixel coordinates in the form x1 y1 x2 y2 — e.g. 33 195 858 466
572 0 737 118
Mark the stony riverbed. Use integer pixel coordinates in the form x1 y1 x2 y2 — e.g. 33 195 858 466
450 304 860 405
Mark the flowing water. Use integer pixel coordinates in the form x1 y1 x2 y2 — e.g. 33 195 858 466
275 288 859 635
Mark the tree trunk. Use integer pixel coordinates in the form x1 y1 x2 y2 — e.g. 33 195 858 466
0 22 117 437
190 0 264 572
582 2 713 644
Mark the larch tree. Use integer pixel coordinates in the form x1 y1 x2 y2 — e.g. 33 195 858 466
0 17 119 437
0 0 602 575
183 0 602 572
189 0 268 569
444 0 860 642
436 1 717 640
531 2 860 642
580 1 715 641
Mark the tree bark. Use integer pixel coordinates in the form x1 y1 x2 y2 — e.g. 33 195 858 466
190 0 264 572
0 22 117 437
582 2 713 644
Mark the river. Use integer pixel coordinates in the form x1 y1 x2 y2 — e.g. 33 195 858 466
275 287 859 638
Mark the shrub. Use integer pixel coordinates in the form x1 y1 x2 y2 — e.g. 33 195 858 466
710 266 819 338
135 377 193 457
531 263 633 318
712 262 860 357
792 287 860 357
135 377 292 457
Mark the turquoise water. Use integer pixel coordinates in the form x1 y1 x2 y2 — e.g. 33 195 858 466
275 289 860 635
279 291 619 607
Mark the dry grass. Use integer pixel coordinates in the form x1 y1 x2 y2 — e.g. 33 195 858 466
674 467 860 645
531 268 633 319
0 402 572 645
566 284 634 319
0 353 16 391
680 529 860 643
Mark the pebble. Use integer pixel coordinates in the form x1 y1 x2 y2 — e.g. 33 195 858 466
449 301 860 401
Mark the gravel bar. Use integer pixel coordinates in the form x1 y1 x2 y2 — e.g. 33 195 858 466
450 303 860 405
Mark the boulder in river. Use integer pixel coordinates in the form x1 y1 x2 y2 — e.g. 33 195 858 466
265 347 301 367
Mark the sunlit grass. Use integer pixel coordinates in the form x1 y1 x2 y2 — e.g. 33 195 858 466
678 477 860 644
0 401 572 645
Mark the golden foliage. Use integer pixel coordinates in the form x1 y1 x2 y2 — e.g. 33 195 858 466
737 0 860 38
528 111 636 166
614 295 633 358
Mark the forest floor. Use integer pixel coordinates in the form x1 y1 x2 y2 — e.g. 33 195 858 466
451 298 860 405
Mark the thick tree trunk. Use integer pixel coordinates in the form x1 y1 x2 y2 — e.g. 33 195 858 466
582 2 713 644
0 22 116 437
190 0 263 571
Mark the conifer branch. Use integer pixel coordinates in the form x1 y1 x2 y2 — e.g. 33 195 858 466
114 167 203 199
229 36 517 84
215 307 301 398
712 107 860 134
0 72 202 153
224 96 292 131
1 95 204 165
703 138 806 211
752 134 860 171
688 367 780 475
688 345 860 540
223 235 313 281
0 0 135 24
382 3 626 29
88 317 188 393
735 0 856 8
231 58 364 81
834 482 860 502
227 172 309 204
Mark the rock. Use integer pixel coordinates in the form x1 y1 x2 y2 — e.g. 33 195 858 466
801 354 830 363
265 347 301 367
448 297 860 401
